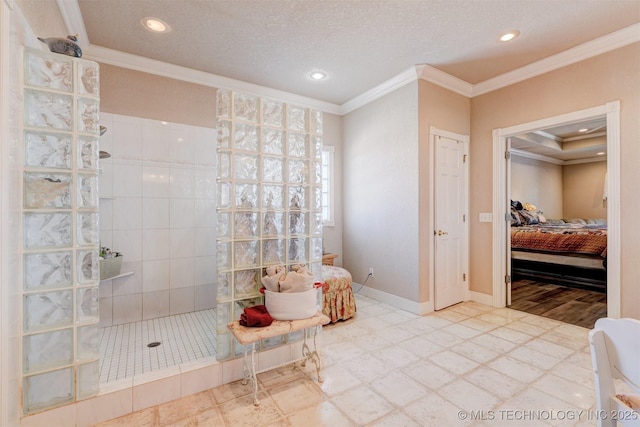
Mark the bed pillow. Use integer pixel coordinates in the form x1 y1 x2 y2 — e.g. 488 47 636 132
510 207 522 226
545 219 565 225
565 218 587 225
519 209 539 225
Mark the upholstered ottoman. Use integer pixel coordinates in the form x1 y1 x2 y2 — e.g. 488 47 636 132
321 265 356 322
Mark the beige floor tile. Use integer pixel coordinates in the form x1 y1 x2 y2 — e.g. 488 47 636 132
375 324 417 343
518 314 564 329
451 341 500 364
401 359 457 390
549 361 594 389
286 401 353 427
488 356 545 383
398 335 445 358
429 350 479 375
366 410 422 427
442 323 485 339
447 303 491 317
524 338 575 360
164 407 225 427
464 367 526 401
412 314 453 330
423 329 465 348
94 407 156 427
370 370 429 406
459 317 500 333
471 333 519 353
532 374 595 410
257 365 306 389
323 340 366 362
488 327 533 345
477 313 513 326
509 346 563 371
352 316 392 332
434 310 470 322
350 332 393 351
269 377 325 415
439 378 502 412
210 379 254 405
491 308 530 320
218 391 282 427
505 320 548 337
375 345 420 370
540 331 589 351
318 364 362 396
331 385 394 425
403 393 473 427
339 353 390 383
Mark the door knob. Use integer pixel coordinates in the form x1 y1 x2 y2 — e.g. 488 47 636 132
437 230 448 236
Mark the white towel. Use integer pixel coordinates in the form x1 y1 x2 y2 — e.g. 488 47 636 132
261 265 285 292
279 264 314 293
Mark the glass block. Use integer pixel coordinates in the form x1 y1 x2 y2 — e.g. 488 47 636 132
23 368 74 414
217 242 231 270
216 119 231 148
78 61 99 97
217 151 231 179
234 93 258 122
77 98 99 134
311 185 322 210
234 212 257 238
77 212 99 246
234 240 257 268
218 182 231 208
287 132 307 158
24 251 72 291
262 156 283 182
77 250 99 283
311 136 323 159
78 136 99 170
24 49 73 92
311 160 322 185
24 212 72 249
309 262 323 281
310 110 323 135
263 185 284 210
287 105 307 131
234 269 257 296
216 90 231 119
24 290 73 331
77 360 99 399
311 237 323 261
23 328 73 373
77 174 98 208
217 272 231 301
310 212 323 235
288 237 307 262
262 99 284 127
25 131 72 169
233 124 258 151
262 239 284 264
216 303 231 333
77 324 99 360
289 186 307 210
24 89 72 131
77 287 99 322
288 159 307 184
233 153 258 181
24 172 72 209
262 128 284 155
289 212 308 235
235 184 258 209
217 212 230 238
216 332 232 360
263 212 284 237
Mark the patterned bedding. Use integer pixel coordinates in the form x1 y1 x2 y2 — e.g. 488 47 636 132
511 224 607 258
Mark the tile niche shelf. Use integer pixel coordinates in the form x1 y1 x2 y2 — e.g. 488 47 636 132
99 271 134 282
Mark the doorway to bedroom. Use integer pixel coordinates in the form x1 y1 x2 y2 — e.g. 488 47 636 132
492 102 620 328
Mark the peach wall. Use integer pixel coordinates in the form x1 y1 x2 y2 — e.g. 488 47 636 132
470 43 640 317
563 161 608 220
511 156 563 219
418 80 470 302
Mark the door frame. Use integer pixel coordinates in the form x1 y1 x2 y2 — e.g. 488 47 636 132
492 101 621 317
429 126 470 310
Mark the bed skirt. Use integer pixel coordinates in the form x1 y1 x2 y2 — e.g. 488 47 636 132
321 265 356 322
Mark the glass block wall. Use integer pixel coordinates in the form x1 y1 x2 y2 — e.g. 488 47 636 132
215 90 323 360
22 48 100 414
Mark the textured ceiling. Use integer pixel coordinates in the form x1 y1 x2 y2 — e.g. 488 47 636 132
73 0 640 105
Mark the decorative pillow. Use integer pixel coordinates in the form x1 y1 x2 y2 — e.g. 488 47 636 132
510 207 522 226
519 209 539 225
511 200 523 210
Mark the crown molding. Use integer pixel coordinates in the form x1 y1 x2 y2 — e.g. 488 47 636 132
57 0 640 115
85 44 342 114
339 66 420 114
472 23 640 97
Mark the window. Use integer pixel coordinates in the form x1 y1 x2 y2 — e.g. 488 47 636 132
321 146 334 226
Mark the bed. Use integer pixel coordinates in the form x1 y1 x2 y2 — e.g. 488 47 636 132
510 215 607 291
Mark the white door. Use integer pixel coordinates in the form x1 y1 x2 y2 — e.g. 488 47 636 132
434 134 469 310
506 138 512 306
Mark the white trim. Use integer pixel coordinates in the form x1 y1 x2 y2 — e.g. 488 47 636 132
321 146 335 227
340 66 420 114
56 0 640 114
469 290 494 307
418 64 473 97
473 23 640 97
510 149 564 165
356 284 433 315
492 102 621 316
429 126 470 311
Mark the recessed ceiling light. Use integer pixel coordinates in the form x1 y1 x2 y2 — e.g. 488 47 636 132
141 17 171 33
579 128 589 133
309 71 327 81
499 30 520 42
597 151 605 155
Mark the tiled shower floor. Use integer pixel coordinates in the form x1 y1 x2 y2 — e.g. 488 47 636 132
99 309 217 384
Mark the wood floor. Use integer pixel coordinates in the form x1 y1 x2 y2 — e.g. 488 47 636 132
509 278 607 329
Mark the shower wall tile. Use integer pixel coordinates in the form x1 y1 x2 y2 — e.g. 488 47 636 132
169 288 195 316
142 260 170 292
99 114 217 326
98 297 113 328
112 293 142 325
194 284 217 311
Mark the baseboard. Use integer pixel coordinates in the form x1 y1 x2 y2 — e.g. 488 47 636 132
355 284 433 315
469 290 495 307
